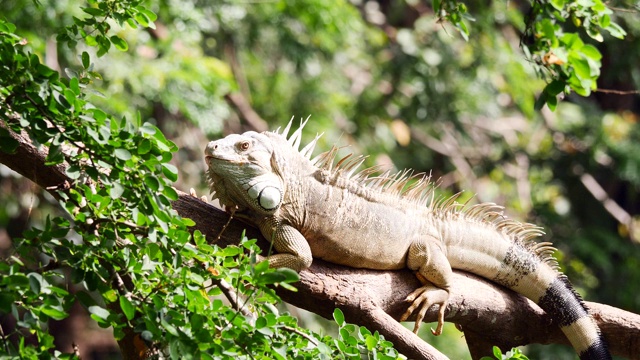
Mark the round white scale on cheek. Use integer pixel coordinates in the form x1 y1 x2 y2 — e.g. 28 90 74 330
258 186 282 210
248 182 282 210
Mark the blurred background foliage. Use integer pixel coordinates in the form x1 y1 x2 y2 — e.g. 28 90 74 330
1 0 639 358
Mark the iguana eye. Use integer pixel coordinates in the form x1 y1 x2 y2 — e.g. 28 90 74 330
238 141 251 151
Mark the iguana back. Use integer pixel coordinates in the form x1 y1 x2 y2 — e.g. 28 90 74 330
204 120 610 360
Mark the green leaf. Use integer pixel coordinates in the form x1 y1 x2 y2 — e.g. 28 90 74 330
138 138 152 154
493 346 502 358
137 6 158 21
181 217 195 227
333 308 345 326
163 186 179 200
140 122 157 135
561 33 583 50
144 175 160 191
89 305 110 320
580 44 602 61
81 51 90 69
64 88 76 107
110 36 129 51
586 27 604 42
161 318 179 336
539 20 558 47
110 182 125 199
572 57 592 80
605 22 626 39
114 148 132 161
162 163 179 182
28 273 43 294
256 268 299 285
0 20 16 33
85 35 98 46
189 272 205 284
41 306 68 320
82 7 105 16
534 92 548 111
134 12 150 28
549 0 565 10
546 94 558 111
66 165 82 180
119 296 135 321
36 63 57 78
97 35 111 57
220 246 241 256
544 80 565 97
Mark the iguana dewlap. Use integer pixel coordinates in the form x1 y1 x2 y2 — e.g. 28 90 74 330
204 120 610 360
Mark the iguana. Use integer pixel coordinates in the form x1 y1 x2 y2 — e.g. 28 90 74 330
204 119 611 360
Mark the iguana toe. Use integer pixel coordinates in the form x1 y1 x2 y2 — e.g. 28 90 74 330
400 285 449 335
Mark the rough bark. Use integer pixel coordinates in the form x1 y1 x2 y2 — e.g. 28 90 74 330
1 128 639 359
0 124 68 197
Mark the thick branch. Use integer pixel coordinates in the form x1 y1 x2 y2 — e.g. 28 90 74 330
1 130 639 359
0 123 68 196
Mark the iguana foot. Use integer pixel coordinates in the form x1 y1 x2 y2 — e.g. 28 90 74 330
400 285 449 335
189 188 209 202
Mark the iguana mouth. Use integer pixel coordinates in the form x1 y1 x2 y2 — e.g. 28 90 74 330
205 155 245 165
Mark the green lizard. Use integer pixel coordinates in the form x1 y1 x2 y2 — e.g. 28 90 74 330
204 119 610 360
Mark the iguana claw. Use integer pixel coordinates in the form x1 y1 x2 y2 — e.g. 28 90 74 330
189 188 208 202
400 285 449 335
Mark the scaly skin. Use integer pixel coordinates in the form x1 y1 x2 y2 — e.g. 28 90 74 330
204 120 611 360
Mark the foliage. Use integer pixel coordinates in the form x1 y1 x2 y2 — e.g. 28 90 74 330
480 346 530 360
1 0 639 359
438 0 627 109
328 308 406 360
0 10 295 356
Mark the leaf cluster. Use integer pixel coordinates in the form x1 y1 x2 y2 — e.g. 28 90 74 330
524 0 626 108
481 346 530 360
57 0 157 56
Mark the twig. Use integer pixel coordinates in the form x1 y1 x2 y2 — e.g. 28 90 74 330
215 207 236 242
605 3 639 13
579 171 633 229
515 153 532 213
0 324 9 353
113 270 132 296
72 342 81 358
224 39 252 104
439 126 479 190
281 325 319 346
211 277 256 320
224 93 268 132
594 88 640 95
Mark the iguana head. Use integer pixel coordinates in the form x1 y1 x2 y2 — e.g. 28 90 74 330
205 131 284 215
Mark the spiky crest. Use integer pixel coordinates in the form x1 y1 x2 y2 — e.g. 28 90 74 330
272 119 558 270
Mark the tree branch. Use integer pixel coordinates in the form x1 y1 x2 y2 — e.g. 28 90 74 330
1 128 639 360
0 122 68 198
224 92 269 133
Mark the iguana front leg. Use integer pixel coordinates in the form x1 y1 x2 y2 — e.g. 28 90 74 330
257 216 313 272
400 238 452 335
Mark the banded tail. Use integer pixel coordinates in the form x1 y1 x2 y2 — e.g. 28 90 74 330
441 215 611 360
